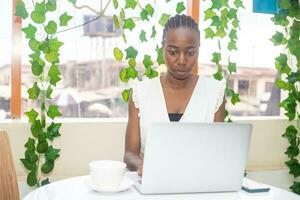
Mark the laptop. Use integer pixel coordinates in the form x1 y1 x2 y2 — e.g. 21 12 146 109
133 122 252 194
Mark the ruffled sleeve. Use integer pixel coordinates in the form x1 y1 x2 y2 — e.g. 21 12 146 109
215 79 226 113
131 80 140 117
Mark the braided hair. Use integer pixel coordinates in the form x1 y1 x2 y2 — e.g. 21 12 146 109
162 14 200 45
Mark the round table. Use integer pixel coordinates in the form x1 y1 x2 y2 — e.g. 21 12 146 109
23 172 299 200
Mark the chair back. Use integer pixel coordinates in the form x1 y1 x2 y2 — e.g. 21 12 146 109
0 131 20 200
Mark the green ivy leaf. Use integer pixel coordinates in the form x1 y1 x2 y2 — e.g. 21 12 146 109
39 41 50 54
229 29 238 40
290 182 300 194
113 47 123 61
37 140 48 153
31 11 46 24
211 0 222 9
48 65 61 86
15 1 28 19
119 68 130 82
204 27 215 39
145 4 154 16
41 178 50 186
59 12 72 26
204 9 216 20
128 58 136 67
46 122 62 141
211 52 221 63
211 16 221 26
275 54 290 74
285 158 300 177
144 68 159 79
125 46 138 59
29 52 41 60
28 82 40 99
120 9 125 20
25 109 39 123
215 27 226 38
27 171 38 186
285 143 299 158
31 120 42 138
234 0 245 8
176 2 185 14
228 40 237 51
221 0 229 7
113 0 118 9
46 85 53 99
45 51 59 63
21 158 33 171
45 146 60 161
122 88 132 102
282 125 298 142
41 160 54 174
139 30 147 42
47 105 62 119
113 15 120 29
156 46 164 65
30 60 43 76
287 72 300 84
123 18 135 31
159 14 170 27
29 39 42 52
22 24 37 39
275 78 293 91
48 38 64 52
231 91 240 105
227 8 237 19
151 26 156 38
271 31 287 46
140 9 149 21
232 18 239 28
25 149 38 164
128 67 138 79
213 69 223 81
271 14 289 26
45 21 57 34
228 61 236 74
24 138 35 151
143 55 153 68
46 0 57 12
125 0 137 9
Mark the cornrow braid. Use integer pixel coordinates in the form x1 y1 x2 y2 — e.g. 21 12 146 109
162 14 200 45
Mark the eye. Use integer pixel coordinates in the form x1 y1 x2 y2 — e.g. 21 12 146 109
187 49 195 56
168 50 178 56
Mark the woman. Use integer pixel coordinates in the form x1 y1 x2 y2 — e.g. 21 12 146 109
124 14 226 176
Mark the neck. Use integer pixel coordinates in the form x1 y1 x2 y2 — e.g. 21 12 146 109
163 72 195 89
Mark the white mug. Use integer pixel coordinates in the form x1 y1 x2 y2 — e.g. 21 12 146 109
89 160 126 190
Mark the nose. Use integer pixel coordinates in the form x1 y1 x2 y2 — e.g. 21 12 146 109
178 52 186 66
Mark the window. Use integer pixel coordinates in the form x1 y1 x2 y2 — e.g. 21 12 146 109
0 1 12 119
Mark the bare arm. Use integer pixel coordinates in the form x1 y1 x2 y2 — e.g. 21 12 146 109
214 96 226 122
124 96 143 174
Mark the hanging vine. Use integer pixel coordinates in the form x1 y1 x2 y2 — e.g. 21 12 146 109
271 0 300 194
15 0 73 187
203 0 244 121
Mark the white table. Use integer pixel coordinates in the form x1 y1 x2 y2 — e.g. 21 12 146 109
23 172 299 200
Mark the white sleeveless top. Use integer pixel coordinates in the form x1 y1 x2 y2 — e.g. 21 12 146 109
132 76 225 153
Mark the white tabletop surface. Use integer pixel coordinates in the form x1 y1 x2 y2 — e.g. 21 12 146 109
23 172 300 200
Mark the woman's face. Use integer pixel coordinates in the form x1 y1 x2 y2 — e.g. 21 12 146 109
163 27 200 80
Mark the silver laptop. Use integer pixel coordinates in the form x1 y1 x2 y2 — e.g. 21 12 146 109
133 122 252 194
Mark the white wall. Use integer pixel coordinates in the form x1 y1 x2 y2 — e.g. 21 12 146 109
0 117 298 190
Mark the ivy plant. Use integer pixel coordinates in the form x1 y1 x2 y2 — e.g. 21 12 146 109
271 0 300 194
15 0 73 187
203 0 244 121
112 0 186 101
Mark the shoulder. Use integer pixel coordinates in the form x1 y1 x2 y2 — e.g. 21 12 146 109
198 75 226 90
